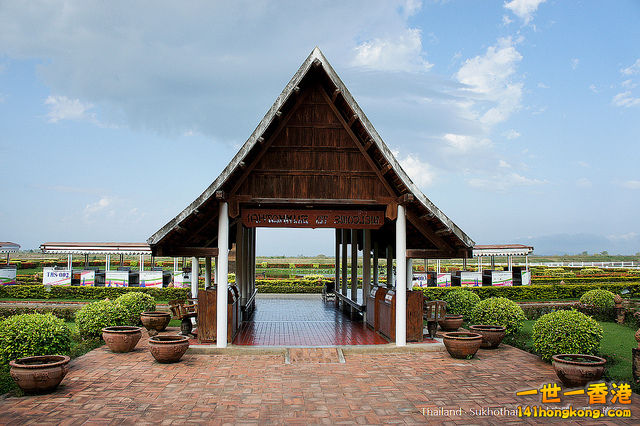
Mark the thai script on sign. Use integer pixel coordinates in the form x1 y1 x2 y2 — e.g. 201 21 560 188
242 209 385 229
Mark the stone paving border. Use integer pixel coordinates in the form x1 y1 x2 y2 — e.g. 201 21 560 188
1 330 638 424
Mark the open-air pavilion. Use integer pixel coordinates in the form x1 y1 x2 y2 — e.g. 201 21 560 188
148 47 475 347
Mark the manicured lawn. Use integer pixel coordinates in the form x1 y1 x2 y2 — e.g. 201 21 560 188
505 319 637 388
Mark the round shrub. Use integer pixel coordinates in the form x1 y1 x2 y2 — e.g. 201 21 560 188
579 289 615 309
115 292 156 325
0 313 71 364
441 289 480 320
75 299 124 339
470 297 526 335
532 310 603 361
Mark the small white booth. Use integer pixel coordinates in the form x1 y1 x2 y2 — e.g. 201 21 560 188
0 242 20 285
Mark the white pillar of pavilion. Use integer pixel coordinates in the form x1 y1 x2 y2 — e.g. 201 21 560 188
478 257 483 273
236 224 244 303
395 204 407 346
139 254 144 271
205 257 212 288
67 254 72 271
363 229 371 306
406 258 413 290
386 244 393 288
217 202 229 348
191 257 199 298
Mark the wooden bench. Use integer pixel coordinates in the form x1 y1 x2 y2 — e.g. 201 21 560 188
424 300 447 339
169 298 198 336
334 291 365 314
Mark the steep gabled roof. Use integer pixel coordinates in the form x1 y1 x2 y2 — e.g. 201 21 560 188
148 47 474 256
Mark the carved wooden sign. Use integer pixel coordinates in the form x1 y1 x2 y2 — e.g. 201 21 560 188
242 209 385 229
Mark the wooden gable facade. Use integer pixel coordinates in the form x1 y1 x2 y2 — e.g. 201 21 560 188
148 48 474 259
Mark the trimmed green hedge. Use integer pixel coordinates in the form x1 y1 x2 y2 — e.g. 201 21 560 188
418 283 640 301
0 305 79 321
532 276 639 284
0 285 189 300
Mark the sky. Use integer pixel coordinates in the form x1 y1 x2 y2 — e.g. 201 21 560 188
0 0 639 256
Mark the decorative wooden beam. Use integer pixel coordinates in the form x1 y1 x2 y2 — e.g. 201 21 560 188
312 58 321 67
331 88 340 103
363 138 374 151
406 209 455 254
161 247 219 257
397 194 414 205
435 229 451 236
348 114 358 126
406 249 442 259
275 111 282 118
215 190 226 200
381 164 393 175
257 136 265 144
385 202 398 220
293 86 300 94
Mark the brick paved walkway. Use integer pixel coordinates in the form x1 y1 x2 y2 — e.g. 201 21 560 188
1 331 638 424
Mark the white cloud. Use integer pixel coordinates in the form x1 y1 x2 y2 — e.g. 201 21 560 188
467 172 546 191
443 133 492 152
44 95 95 123
621 180 640 189
537 82 549 89
576 177 592 188
621 58 640 76
352 28 433 72
498 159 511 168
607 232 638 242
621 79 637 89
396 152 436 188
612 91 640 108
84 196 112 216
588 84 598 93
502 15 513 25
504 0 547 25
571 58 580 70
577 161 589 168
455 37 523 126
503 129 520 139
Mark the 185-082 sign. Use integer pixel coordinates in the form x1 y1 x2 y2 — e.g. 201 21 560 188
242 209 385 229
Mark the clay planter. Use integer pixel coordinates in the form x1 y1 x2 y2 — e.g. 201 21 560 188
552 354 606 388
438 314 464 332
102 326 142 353
469 325 506 349
442 332 483 359
9 355 70 394
148 335 190 363
140 311 171 336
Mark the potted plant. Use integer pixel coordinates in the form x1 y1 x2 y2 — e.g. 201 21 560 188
148 335 190 363
442 332 483 359
102 326 142 353
468 324 506 349
140 311 171 336
438 314 464 332
9 355 70 394
552 354 606 387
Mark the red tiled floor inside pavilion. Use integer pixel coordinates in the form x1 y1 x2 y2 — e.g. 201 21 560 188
232 295 389 346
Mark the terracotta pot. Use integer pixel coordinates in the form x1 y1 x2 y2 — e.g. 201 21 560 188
140 311 171 336
469 325 506 349
442 332 483 359
438 314 464 332
102 326 142 353
552 354 606 388
9 355 70 394
148 335 190 363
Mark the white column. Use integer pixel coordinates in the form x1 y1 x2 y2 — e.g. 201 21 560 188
363 229 371 306
67 254 72 270
437 259 441 273
214 257 219 284
525 255 529 271
191 257 199 297
236 224 244 302
406 258 413 290
395 204 407 346
479 257 483 273
205 257 212 288
173 258 178 273
217 202 229 348
105 254 109 271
